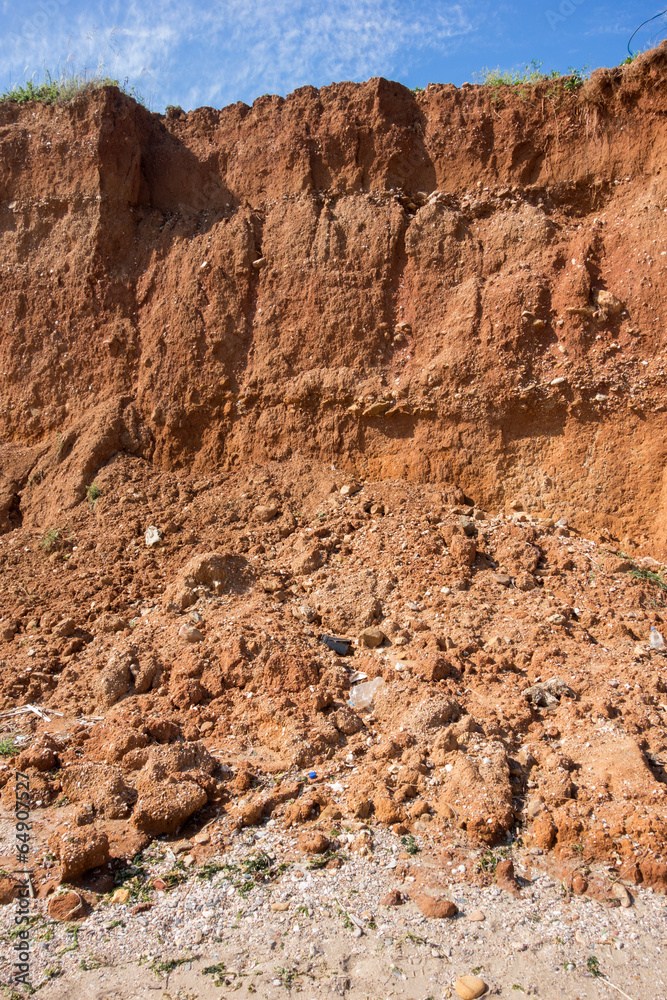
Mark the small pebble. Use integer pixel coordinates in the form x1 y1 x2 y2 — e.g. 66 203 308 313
455 975 487 999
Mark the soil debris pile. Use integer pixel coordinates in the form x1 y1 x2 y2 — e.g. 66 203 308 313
0 463 666 897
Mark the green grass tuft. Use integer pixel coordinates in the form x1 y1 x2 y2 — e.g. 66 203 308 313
0 736 20 757
150 954 193 976
39 528 61 552
1 69 145 107
629 567 667 591
86 482 101 507
473 59 589 92
478 846 510 873
587 955 602 977
401 834 420 855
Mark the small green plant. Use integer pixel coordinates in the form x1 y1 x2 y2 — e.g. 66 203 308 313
401 834 420 855
39 528 61 552
474 59 550 88
159 862 189 890
0 737 20 757
335 901 354 931
196 859 229 881
79 957 107 971
111 854 150 901
587 955 602 977
307 850 346 870
86 482 101 507
210 852 289 896
564 66 589 92
9 916 40 938
275 966 300 989
58 925 79 955
629 567 667 591
471 966 483 975
512 987 526 993
202 962 227 986
1 75 63 104
41 964 63 981
474 60 589 94
0 69 140 106
411 86 424 94
150 954 193 976
243 851 273 874
478 846 510 873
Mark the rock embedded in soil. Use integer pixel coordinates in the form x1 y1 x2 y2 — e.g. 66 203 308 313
254 503 280 522
571 873 588 895
373 795 404 825
178 624 204 643
612 882 633 907
381 889 404 906
0 877 20 904
133 782 208 835
522 677 575 708
450 536 477 566
94 657 132 707
292 547 325 575
297 831 330 854
110 888 131 904
54 828 110 881
455 975 487 999
414 893 457 918
495 858 522 897
47 890 86 922
144 525 162 547
358 626 386 648
17 735 58 772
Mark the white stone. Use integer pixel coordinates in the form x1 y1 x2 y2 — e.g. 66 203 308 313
145 525 162 547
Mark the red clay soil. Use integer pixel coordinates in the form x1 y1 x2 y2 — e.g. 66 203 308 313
0 46 666 899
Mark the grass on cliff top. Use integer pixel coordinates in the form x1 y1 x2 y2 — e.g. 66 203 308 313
473 59 589 92
0 70 144 106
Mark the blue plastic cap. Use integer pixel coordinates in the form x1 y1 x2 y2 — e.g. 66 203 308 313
308 771 317 779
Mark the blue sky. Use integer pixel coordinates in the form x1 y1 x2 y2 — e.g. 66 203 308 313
1 1 665 113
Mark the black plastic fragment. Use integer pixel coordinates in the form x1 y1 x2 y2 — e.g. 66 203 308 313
320 634 352 655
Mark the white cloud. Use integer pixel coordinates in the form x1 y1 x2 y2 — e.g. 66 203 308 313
190 0 479 108
0 0 483 109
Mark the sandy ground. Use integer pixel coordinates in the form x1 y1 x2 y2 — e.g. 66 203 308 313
2 823 666 1000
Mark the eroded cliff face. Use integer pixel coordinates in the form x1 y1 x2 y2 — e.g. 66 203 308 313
1 45 666 552
3 50 667 912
